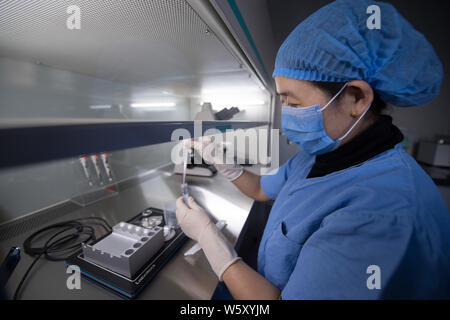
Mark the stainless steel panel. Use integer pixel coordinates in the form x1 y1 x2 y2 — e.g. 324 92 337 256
0 164 253 299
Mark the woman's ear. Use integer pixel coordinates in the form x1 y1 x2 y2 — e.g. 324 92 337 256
346 80 374 117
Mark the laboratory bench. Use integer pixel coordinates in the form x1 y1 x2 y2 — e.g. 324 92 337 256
0 164 255 300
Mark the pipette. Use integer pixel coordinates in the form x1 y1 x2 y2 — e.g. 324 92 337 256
181 146 189 204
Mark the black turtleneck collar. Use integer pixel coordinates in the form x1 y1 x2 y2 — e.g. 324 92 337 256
307 115 404 179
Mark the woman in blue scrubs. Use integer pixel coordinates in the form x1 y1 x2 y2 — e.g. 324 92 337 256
176 0 450 299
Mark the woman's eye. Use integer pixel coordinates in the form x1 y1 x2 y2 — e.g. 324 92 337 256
279 96 301 107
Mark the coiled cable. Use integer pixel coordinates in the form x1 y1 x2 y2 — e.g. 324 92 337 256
13 217 111 300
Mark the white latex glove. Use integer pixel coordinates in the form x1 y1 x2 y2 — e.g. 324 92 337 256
176 196 241 280
182 136 244 182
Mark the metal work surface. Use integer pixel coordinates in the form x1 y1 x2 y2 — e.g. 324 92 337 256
0 164 254 300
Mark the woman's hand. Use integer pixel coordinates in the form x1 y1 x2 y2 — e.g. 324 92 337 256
182 137 244 181
175 195 213 242
175 196 281 299
176 196 241 280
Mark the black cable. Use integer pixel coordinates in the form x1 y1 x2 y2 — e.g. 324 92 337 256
13 255 41 301
13 217 111 300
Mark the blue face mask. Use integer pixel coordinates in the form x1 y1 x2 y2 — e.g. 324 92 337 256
281 83 371 155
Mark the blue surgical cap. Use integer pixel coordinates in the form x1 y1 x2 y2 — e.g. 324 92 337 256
273 0 443 107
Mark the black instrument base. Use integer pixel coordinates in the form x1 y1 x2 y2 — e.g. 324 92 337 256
66 207 188 299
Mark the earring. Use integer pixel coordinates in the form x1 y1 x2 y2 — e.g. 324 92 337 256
351 111 358 117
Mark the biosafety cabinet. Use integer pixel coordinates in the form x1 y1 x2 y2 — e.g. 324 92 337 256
0 0 276 222
0 0 277 299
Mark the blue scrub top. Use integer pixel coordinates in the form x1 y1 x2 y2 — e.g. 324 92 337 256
259 144 450 299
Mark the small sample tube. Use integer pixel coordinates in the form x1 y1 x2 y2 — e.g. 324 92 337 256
181 183 189 205
100 152 113 181
90 154 103 184
79 156 93 186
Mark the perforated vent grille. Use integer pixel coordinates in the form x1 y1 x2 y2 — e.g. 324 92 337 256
0 202 80 241
0 0 241 84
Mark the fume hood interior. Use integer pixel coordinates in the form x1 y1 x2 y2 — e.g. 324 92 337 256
0 0 274 224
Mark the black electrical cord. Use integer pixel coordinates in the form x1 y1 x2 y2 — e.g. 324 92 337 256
13 217 111 300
